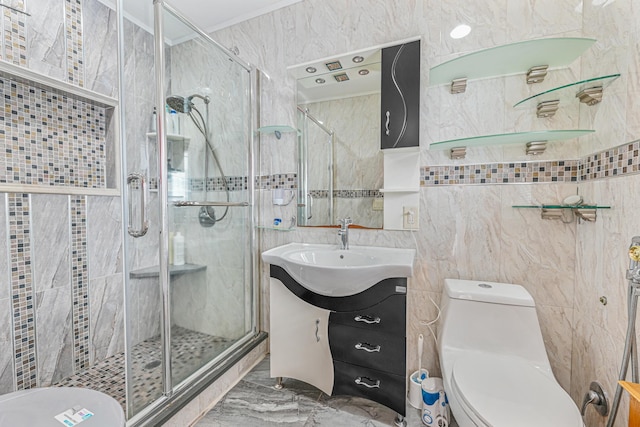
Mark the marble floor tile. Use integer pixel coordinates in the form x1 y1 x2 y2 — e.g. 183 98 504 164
196 355 458 427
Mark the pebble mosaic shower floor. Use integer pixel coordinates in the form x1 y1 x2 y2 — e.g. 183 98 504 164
54 326 234 414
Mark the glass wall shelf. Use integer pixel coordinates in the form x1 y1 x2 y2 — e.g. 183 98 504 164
429 37 596 86
512 205 610 210
146 132 191 143
514 74 621 108
429 129 595 151
257 125 300 138
130 263 206 279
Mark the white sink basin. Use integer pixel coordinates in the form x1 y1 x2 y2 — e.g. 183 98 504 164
262 243 416 297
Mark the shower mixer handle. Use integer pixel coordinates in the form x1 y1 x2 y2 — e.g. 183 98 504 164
628 237 640 282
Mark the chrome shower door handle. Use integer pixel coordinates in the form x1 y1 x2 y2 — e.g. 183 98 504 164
127 173 149 237
385 111 390 136
307 193 314 220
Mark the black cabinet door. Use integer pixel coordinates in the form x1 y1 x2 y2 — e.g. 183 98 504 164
380 40 420 149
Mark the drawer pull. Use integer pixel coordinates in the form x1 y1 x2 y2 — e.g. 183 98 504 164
355 342 381 353
355 376 380 389
354 315 381 324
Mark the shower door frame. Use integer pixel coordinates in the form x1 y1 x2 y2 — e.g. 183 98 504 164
119 0 261 425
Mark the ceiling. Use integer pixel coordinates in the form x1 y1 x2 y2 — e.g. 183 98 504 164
99 0 303 37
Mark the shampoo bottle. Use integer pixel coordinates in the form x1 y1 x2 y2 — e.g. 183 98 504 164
173 232 185 266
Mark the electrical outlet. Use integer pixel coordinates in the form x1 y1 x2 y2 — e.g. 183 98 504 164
372 198 384 211
403 206 419 229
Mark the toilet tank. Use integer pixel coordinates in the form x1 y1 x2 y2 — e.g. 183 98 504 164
437 279 551 368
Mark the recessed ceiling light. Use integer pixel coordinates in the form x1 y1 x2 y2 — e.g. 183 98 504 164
334 73 349 82
325 61 342 71
352 56 364 63
305 66 317 73
315 78 326 84
358 69 369 76
450 24 471 39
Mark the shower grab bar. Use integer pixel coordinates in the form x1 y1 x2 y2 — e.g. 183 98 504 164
127 173 149 238
173 201 249 207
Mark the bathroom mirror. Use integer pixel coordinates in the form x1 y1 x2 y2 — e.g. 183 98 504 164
291 45 385 229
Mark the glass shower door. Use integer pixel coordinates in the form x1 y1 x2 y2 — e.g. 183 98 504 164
157 6 255 389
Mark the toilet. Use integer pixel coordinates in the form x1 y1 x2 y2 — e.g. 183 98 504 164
437 278 584 427
0 387 125 426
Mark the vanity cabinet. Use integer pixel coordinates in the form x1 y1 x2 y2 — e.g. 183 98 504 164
269 265 407 415
380 40 420 149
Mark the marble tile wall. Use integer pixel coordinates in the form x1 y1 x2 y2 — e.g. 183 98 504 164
210 2 640 426
0 0 122 397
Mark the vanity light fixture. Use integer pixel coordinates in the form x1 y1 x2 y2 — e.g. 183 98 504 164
315 78 326 84
450 24 471 39
305 66 317 73
334 73 349 82
325 60 342 71
358 69 370 76
352 55 364 63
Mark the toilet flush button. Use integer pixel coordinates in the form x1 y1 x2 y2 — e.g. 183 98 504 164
478 283 492 289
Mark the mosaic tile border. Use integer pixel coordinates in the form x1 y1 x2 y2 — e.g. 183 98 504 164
2 1 27 66
421 160 580 186
257 173 297 190
70 196 89 371
309 189 382 199
580 140 640 181
8 193 37 390
0 76 107 188
65 0 84 86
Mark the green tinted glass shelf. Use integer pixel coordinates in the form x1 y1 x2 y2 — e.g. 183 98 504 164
513 205 610 209
429 129 595 151
514 74 621 108
429 37 596 86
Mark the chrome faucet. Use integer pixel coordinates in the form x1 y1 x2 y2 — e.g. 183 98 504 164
338 217 353 250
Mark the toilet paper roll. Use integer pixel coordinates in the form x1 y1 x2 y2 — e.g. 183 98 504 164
408 368 429 409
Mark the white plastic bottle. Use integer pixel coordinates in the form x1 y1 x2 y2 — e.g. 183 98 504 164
173 232 185 266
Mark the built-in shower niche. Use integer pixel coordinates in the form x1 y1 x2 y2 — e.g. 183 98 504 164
0 60 120 194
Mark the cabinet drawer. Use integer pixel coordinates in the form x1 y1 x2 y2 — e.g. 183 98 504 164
329 294 405 336
333 360 406 416
329 324 405 375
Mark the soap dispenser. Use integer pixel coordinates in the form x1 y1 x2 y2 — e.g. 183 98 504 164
173 232 185 266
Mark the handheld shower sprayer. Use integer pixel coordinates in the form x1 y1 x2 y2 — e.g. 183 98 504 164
166 94 210 114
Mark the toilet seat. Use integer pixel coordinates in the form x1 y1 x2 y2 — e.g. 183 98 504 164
0 387 125 426
451 354 583 427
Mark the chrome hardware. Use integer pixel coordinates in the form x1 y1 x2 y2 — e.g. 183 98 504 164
355 343 381 353
338 217 353 250
315 319 320 342
450 78 467 94
526 141 547 155
354 315 381 324
355 376 380 389
576 86 603 106
274 376 283 390
536 99 560 118
526 65 548 84
173 201 249 207
127 173 149 238
575 208 597 222
385 111 390 136
627 237 640 283
307 193 313 220
581 381 608 416
449 147 466 159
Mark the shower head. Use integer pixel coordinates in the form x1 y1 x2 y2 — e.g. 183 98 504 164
166 94 211 114
166 95 191 113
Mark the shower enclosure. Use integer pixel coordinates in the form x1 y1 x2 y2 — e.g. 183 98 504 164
120 1 259 424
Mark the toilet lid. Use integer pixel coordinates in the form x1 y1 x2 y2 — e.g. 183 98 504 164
0 387 125 426
452 354 583 427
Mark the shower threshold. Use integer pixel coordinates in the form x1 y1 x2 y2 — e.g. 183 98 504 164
54 326 235 414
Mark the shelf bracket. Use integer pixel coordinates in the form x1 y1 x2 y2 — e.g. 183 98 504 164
536 99 560 118
574 208 597 222
526 65 548 84
450 78 467 94
526 141 547 155
449 147 466 159
576 86 603 106
541 208 573 222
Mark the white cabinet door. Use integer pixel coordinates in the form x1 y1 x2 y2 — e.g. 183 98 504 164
269 278 333 394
